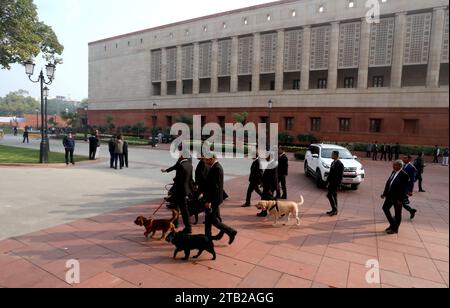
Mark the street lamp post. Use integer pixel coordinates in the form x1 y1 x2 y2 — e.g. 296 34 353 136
152 103 158 148
84 107 89 141
35 108 39 129
23 60 56 163
43 87 49 154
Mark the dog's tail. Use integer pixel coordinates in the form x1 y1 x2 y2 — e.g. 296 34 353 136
297 195 305 207
170 209 179 223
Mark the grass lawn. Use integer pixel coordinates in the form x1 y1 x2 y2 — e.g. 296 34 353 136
0 145 88 164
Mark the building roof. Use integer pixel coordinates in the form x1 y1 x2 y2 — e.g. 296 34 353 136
88 0 299 45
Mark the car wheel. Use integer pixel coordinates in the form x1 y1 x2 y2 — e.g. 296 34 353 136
351 184 360 191
316 170 326 189
304 163 310 177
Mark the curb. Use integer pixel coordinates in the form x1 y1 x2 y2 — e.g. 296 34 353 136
0 158 107 169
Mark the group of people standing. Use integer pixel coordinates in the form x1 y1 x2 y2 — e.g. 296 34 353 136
433 145 449 166
161 152 237 244
366 142 401 161
108 135 129 170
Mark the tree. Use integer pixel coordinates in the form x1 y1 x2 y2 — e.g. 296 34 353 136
133 121 146 138
106 116 115 133
0 0 64 69
234 112 249 125
0 90 39 116
175 114 193 126
60 112 77 127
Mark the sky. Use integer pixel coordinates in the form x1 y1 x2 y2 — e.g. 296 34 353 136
0 0 272 101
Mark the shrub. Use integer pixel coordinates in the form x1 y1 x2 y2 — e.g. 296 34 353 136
297 133 318 145
279 132 294 145
294 151 306 161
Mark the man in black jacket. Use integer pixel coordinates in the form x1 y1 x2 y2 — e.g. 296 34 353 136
108 136 116 168
204 156 237 244
242 155 263 207
63 132 76 166
381 160 410 234
257 155 279 217
276 150 289 200
326 151 344 216
195 156 210 200
172 155 194 234
88 133 99 160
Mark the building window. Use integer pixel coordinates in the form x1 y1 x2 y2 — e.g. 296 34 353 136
311 118 322 132
344 77 355 88
141 38 144 44
128 41 130 46
373 76 384 87
318 79 327 89
284 117 294 131
203 26 207 32
169 33 173 38
166 116 173 127
185 29 190 36
370 119 382 133
218 116 226 128
270 81 275 91
404 119 419 134
339 118 351 132
293 80 300 90
223 22 227 29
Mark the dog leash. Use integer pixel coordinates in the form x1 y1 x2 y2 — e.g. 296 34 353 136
151 199 167 218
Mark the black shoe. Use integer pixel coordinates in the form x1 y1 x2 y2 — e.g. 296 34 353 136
326 211 334 215
241 203 251 208
419 190 426 193
181 229 192 235
228 231 237 245
410 209 417 220
212 231 225 241
328 211 338 217
257 211 268 217
386 229 398 235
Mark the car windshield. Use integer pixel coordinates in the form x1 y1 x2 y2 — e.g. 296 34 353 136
321 148 354 159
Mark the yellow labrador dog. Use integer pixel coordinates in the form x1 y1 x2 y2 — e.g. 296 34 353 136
256 196 304 226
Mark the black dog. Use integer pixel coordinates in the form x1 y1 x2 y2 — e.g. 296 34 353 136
165 231 216 261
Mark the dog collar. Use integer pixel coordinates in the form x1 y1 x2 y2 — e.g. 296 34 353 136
269 202 279 213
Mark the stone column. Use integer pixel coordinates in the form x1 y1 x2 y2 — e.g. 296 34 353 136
252 33 261 93
427 7 446 88
161 48 167 96
358 18 371 89
328 21 340 90
301 26 311 91
230 36 239 92
176 45 183 95
193 43 200 94
211 39 219 94
275 29 285 92
391 12 407 88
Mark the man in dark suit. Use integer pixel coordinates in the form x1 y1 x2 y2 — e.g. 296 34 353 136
195 156 210 200
402 155 418 220
63 132 76 166
242 155 263 207
386 144 392 161
88 133 99 160
414 152 426 193
108 136 116 168
257 155 279 217
372 142 379 161
204 156 237 244
381 160 410 234
172 155 194 234
326 151 345 216
394 143 401 160
276 150 289 200
380 144 387 161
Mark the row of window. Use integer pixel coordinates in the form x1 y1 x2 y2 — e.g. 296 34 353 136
104 0 391 50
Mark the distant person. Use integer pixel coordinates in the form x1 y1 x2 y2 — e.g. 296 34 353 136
381 160 410 235
372 142 379 161
276 149 289 200
257 154 278 217
366 143 372 158
443 147 449 167
123 138 129 168
394 143 401 160
414 152 426 192
243 155 263 208
114 135 125 170
326 151 344 217
22 127 29 143
433 145 440 164
380 144 387 161
386 144 392 161
13 126 18 136
158 131 163 144
108 135 116 169
63 132 76 166
88 132 100 160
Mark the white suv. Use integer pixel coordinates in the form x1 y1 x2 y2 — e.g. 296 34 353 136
304 144 365 190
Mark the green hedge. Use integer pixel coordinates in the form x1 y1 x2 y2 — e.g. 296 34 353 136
327 142 438 156
294 151 307 161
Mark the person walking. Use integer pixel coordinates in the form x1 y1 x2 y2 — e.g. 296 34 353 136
326 151 345 216
63 132 76 166
242 155 263 207
173 154 194 234
114 135 125 170
276 149 289 200
381 160 410 235
442 147 449 167
13 126 18 136
88 132 100 160
204 156 238 245
257 155 278 217
123 138 129 168
195 155 210 200
433 145 441 164
22 127 29 143
414 152 426 192
108 135 116 169
402 155 418 220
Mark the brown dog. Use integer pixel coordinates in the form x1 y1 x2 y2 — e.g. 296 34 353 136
134 209 178 240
